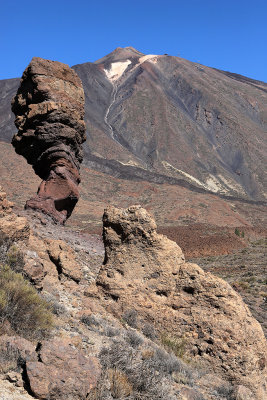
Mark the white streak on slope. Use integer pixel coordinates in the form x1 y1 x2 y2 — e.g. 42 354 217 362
104 82 119 142
104 60 132 82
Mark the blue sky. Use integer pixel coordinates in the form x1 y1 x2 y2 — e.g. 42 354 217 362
1 0 266 81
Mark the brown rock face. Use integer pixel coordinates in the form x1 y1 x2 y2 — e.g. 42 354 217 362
25 338 100 400
11 57 86 224
97 205 267 398
0 186 30 242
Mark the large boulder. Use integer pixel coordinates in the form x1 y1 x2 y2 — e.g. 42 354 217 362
25 338 100 400
97 205 267 398
11 57 86 224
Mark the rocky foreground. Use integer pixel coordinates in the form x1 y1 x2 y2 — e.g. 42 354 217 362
0 188 266 400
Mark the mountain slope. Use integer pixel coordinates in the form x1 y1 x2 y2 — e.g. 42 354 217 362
75 47 267 200
0 47 266 202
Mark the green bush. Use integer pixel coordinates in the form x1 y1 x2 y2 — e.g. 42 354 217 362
0 264 53 339
234 228 240 236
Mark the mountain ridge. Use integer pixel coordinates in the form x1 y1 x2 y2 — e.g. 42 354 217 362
0 48 266 228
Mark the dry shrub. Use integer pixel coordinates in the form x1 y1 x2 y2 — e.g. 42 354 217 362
97 339 193 398
141 323 157 340
122 309 138 328
6 245 24 273
141 349 155 360
108 368 133 398
0 232 24 273
160 333 187 358
0 264 53 339
0 341 21 373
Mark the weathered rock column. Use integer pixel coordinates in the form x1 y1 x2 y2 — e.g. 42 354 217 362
97 205 267 398
11 57 86 224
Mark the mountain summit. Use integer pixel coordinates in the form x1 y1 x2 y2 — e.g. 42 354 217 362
72 47 267 201
95 46 144 65
0 48 266 230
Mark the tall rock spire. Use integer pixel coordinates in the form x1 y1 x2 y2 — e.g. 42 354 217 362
11 57 86 224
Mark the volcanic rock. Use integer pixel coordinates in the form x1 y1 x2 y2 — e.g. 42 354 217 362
0 335 37 364
45 238 83 282
0 186 30 242
0 186 14 216
25 338 100 400
11 57 86 224
97 205 267 398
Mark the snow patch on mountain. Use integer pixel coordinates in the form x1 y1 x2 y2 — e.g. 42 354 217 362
104 60 132 81
139 54 158 64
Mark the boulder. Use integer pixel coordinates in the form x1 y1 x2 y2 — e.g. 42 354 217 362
25 338 100 399
11 57 86 224
46 239 83 282
0 335 37 364
97 205 267 398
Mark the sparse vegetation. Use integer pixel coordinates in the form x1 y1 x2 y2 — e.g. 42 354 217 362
122 308 138 328
214 382 235 399
6 245 25 273
0 263 53 339
88 336 195 399
0 341 21 374
160 333 187 358
0 232 24 274
126 329 144 348
81 313 120 337
234 228 240 236
108 368 133 398
191 238 267 336
0 231 53 339
234 228 244 238
141 322 157 340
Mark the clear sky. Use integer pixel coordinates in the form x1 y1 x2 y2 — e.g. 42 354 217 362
1 0 266 81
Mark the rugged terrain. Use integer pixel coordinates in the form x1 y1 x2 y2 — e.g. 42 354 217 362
0 49 266 399
0 190 266 399
190 238 267 337
1 139 266 256
1 47 267 217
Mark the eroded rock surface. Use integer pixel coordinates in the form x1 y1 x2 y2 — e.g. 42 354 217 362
11 57 86 224
0 186 30 242
97 205 267 398
0 189 102 399
25 338 100 400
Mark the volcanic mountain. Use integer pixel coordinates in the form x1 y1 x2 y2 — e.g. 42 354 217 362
0 47 266 237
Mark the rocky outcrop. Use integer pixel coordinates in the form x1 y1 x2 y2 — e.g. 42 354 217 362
11 57 86 224
0 186 30 242
0 187 14 216
0 335 101 400
45 239 83 283
97 205 267 398
25 338 100 400
0 189 101 399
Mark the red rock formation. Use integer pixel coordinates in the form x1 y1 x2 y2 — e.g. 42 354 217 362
11 57 86 224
